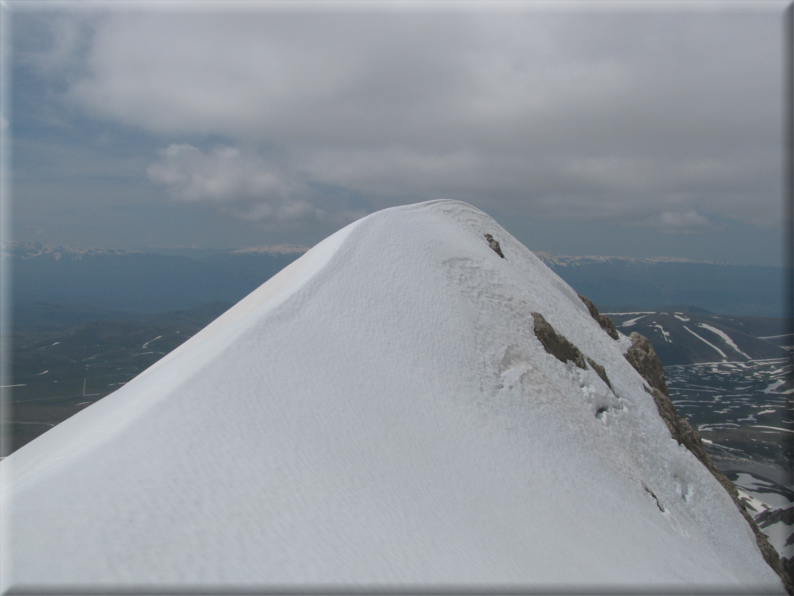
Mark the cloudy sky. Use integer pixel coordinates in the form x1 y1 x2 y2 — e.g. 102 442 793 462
4 1 788 265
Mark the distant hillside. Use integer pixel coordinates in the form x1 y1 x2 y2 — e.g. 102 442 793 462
537 252 787 318
6 301 234 456
604 308 792 366
3 242 788 318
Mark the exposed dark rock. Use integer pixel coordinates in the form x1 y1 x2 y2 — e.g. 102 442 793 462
644 485 665 512
586 357 612 390
756 507 794 530
532 314 614 391
739 501 792 593
785 558 794 584
624 332 669 395
484 234 504 258
626 331 793 594
531 312 585 369
578 294 619 340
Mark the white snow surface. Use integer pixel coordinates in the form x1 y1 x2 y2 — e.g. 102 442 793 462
0 200 784 592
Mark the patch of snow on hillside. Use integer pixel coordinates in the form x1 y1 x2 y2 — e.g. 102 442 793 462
698 324 751 360
734 473 794 556
620 315 647 328
683 326 728 360
652 324 671 343
755 425 794 434
762 380 787 394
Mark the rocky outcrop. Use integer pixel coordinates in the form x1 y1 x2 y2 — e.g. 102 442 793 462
578 295 619 340
625 331 793 594
532 312 585 369
624 332 669 395
484 234 504 258
757 507 794 531
586 357 612 390
532 313 612 391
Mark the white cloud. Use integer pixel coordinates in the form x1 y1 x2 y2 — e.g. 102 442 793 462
147 144 314 223
146 143 364 226
147 144 293 203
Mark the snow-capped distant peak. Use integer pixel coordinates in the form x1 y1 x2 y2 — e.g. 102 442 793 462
0 241 141 261
535 251 715 267
230 245 310 255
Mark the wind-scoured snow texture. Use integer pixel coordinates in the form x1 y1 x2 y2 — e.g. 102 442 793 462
0 200 786 593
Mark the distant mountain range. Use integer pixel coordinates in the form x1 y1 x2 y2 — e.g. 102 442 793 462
3 241 787 317
0 242 311 260
536 252 712 267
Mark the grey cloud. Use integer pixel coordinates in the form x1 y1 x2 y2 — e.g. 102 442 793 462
642 210 713 235
17 12 94 76
147 143 318 224
146 143 365 227
147 144 295 204
26 7 785 233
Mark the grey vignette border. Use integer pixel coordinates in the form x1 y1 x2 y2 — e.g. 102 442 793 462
783 1 794 521
1 583 787 596
0 0 13 461
0 2 792 596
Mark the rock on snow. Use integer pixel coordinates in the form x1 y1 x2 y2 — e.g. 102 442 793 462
0 200 786 593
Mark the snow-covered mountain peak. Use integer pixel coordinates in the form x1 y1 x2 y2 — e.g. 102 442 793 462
0 200 787 592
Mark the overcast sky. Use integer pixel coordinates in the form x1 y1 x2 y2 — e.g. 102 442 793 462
3 1 788 265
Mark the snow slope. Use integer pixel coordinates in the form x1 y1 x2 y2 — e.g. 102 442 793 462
0 200 785 593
